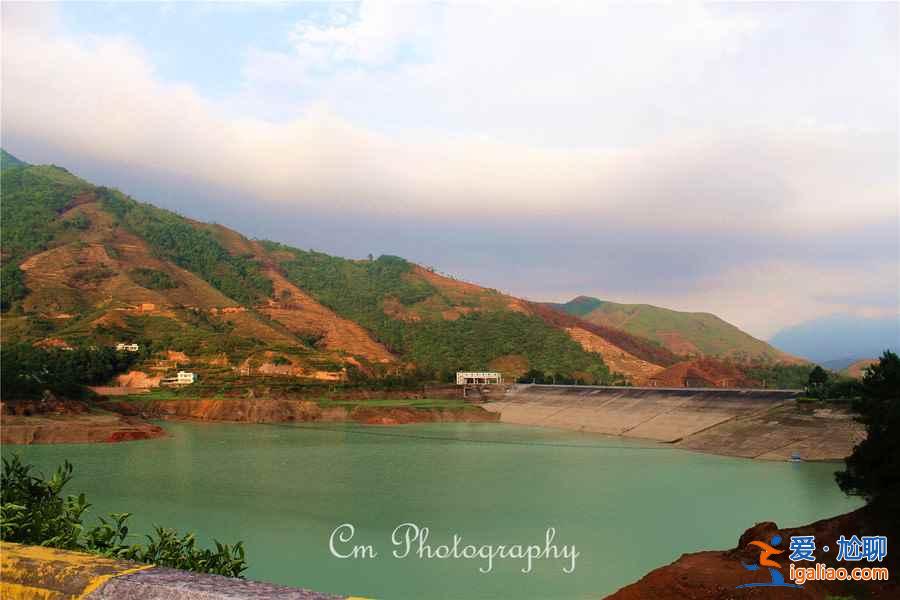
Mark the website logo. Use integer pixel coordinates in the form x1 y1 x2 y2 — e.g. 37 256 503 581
736 534 802 589
736 532 889 589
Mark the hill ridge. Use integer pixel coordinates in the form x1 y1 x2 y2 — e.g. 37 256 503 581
552 295 799 363
1 155 797 386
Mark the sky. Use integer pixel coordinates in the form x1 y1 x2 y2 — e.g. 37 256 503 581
2 1 898 339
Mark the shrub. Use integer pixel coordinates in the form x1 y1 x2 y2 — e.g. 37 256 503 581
130 267 179 290
0 456 247 577
1 263 28 311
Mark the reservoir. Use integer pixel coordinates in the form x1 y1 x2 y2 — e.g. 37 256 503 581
5 421 862 599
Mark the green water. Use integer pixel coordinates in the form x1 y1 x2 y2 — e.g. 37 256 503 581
4 421 861 599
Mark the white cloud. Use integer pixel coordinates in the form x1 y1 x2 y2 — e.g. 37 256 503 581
1 2 897 336
639 261 900 338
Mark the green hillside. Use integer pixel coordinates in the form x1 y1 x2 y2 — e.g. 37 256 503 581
261 242 616 382
0 155 621 384
1 149 29 170
553 296 795 362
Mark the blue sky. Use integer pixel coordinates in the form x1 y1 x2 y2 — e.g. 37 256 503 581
2 2 898 338
59 3 316 100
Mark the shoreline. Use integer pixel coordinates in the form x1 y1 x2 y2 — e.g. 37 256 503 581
1 413 166 445
1 397 499 445
3 389 861 461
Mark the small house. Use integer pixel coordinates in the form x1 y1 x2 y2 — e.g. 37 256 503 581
161 371 196 386
456 371 503 385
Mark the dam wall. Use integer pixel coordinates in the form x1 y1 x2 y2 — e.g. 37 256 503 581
484 385 863 460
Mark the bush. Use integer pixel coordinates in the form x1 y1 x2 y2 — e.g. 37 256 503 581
1 456 247 577
1 263 28 311
130 267 179 290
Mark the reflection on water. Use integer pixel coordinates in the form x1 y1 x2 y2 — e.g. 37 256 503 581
5 421 862 600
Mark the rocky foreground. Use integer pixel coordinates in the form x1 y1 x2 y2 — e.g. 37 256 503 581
605 508 897 599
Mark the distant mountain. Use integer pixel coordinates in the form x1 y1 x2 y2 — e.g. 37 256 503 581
820 357 868 372
551 296 798 363
841 358 878 379
0 154 684 384
769 314 899 363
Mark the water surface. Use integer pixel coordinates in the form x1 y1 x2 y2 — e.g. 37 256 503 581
5 421 861 599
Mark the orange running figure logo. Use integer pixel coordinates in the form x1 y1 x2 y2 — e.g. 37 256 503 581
736 534 802 589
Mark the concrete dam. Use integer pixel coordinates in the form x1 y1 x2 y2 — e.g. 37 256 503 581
484 385 863 460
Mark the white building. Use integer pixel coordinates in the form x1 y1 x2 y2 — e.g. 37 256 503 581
456 371 503 385
162 371 196 386
115 343 140 352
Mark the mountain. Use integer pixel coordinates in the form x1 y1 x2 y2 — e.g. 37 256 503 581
840 358 878 379
551 296 797 363
769 314 899 363
820 357 864 371
1 149 29 170
1 156 687 384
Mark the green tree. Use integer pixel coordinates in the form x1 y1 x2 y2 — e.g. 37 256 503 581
0 344 139 399
835 350 900 520
1 263 28 311
806 365 829 398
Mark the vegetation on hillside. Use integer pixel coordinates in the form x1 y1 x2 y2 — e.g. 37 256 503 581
1 263 28 311
744 362 814 389
0 344 139 399
0 166 92 311
515 368 622 385
98 187 272 305
555 296 788 361
268 246 433 349
2 157 805 387
1 166 89 262
408 312 614 383
1 456 247 577
530 301 679 367
836 350 900 521
129 267 179 290
0 149 29 170
267 244 617 382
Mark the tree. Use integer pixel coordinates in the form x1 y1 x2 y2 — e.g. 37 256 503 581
806 365 829 399
835 350 900 522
